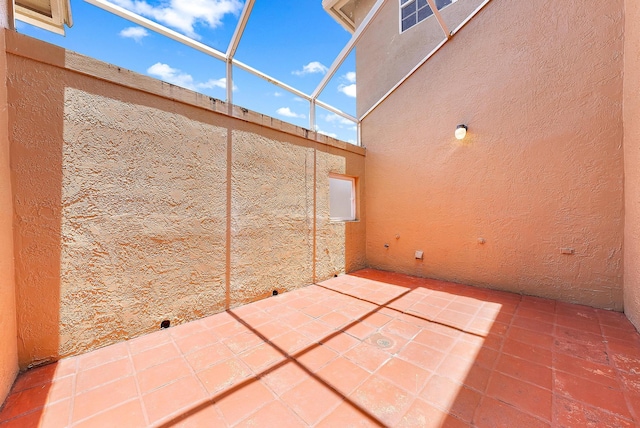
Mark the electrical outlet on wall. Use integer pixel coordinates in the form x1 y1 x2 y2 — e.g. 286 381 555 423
415 250 424 260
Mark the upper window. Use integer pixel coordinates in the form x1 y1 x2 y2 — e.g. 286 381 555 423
400 0 452 33
329 175 356 221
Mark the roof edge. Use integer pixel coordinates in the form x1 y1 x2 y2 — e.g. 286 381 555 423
322 0 356 33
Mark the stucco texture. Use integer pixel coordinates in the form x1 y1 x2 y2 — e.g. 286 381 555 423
624 0 640 328
361 0 625 309
8 32 365 368
353 0 484 117
0 29 18 405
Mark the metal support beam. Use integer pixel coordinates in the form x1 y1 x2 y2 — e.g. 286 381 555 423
86 0 227 62
311 0 386 100
315 99 357 123
86 0 361 144
360 0 494 122
226 0 254 59
224 0 254 107
226 59 233 106
310 99 316 132
426 0 451 39
232 58 311 101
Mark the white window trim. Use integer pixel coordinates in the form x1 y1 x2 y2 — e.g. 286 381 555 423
329 174 357 222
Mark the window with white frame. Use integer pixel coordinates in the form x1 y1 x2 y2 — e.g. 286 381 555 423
400 0 453 33
329 175 356 221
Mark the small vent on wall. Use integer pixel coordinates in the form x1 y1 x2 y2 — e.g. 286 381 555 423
160 320 170 329
272 290 279 296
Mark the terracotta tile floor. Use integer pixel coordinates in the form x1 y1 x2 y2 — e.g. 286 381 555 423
2 269 640 427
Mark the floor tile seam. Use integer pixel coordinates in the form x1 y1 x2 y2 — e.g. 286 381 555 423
127 336 173 356
167 329 224 394
76 353 130 374
168 324 209 341
19 377 77 411
65 357 79 428
0 395 69 425
132 349 186 374
276 384 341 426
500 345 553 368
5 372 75 407
554 317 602 333
604 338 640 422
70 396 141 427
138 363 198 397
399 308 486 340
554 321 607 338
552 360 630 414
419 386 479 424
484 391 553 425
233 398 308 428
147 393 219 428
224 286 465 426
505 325 556 344
412 333 458 356
211 313 362 416
475 296 518 424
551 363 620 388
619 388 640 423
10 370 76 395
443 302 483 319
551 346 610 367
218 393 276 428
124 345 151 426
551 385 636 421
490 366 553 392
599 319 638 330
565 390 638 424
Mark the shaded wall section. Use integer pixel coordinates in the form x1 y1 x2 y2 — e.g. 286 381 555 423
360 0 624 309
7 32 365 368
0 29 18 405
353 0 485 117
624 0 640 328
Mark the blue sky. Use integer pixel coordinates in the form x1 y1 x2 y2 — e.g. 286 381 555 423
15 0 358 143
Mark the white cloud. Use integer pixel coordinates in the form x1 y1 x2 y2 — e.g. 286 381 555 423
119 26 149 42
198 77 237 91
318 130 338 138
274 91 283 97
293 97 306 103
293 61 328 76
276 107 306 119
111 0 242 39
325 113 355 126
314 125 338 139
147 62 195 89
147 62 234 92
338 83 356 98
344 71 356 83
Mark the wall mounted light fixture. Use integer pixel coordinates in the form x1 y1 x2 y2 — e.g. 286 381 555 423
455 124 467 140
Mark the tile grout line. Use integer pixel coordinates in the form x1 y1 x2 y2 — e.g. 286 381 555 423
126 341 150 427
67 358 78 427
601 313 639 424
146 330 223 428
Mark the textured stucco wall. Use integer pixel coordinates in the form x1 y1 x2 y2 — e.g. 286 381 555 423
8 32 365 367
360 0 625 309
624 0 640 328
353 0 484 117
0 29 18 406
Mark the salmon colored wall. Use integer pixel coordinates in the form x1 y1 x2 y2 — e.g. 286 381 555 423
0 29 18 406
7 32 365 368
624 0 640 328
360 0 625 309
353 0 484 117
